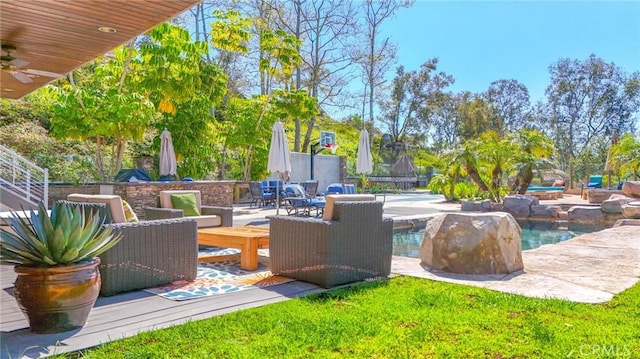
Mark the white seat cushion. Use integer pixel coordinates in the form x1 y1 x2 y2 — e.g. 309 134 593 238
193 215 222 228
322 194 376 221
67 194 126 223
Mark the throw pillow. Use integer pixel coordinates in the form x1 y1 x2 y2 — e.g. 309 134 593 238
121 200 139 222
171 193 201 216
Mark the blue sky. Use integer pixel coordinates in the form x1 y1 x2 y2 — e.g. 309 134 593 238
381 0 640 104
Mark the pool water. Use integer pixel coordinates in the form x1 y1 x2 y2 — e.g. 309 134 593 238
392 220 609 258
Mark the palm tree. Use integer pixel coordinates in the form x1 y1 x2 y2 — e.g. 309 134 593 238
476 131 517 202
510 129 557 194
434 149 466 201
609 133 640 181
451 139 491 194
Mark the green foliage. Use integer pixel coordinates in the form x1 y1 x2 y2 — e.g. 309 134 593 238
0 98 51 128
357 175 370 192
0 111 98 183
428 176 482 201
609 133 640 180
210 10 252 54
545 55 640 184
0 202 121 266
259 28 302 81
433 129 557 202
65 278 640 358
219 96 273 180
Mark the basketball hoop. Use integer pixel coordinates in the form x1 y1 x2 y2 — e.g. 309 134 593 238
326 143 338 154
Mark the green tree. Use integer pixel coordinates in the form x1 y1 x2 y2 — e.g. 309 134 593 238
457 92 493 141
545 55 640 187
476 131 517 202
51 49 156 180
378 60 454 162
484 79 531 136
354 0 414 128
432 150 465 201
509 129 557 194
50 23 227 180
609 133 640 180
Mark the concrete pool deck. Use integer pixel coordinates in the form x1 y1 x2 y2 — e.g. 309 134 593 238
234 193 639 303
392 225 639 303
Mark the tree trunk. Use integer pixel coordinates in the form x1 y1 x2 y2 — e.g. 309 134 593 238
466 164 490 193
517 167 534 194
448 174 457 201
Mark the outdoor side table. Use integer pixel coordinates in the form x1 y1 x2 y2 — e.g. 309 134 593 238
197 226 269 270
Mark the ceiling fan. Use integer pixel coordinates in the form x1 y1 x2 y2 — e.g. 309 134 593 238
1 44 64 84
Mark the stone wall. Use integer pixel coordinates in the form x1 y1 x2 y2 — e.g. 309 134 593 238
49 181 234 218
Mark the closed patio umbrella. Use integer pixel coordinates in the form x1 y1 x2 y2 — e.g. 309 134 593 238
159 129 177 177
356 129 373 175
267 121 291 215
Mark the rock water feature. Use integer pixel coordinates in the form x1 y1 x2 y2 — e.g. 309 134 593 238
420 212 524 275
460 181 640 225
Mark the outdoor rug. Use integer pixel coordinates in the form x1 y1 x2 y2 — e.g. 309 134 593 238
144 247 293 301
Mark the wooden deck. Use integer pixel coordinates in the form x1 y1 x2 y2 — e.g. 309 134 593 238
1 265 324 358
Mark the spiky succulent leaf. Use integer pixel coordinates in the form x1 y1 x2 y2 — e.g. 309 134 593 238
0 201 121 266
76 223 122 260
60 247 80 263
50 226 66 262
67 210 100 250
36 204 55 243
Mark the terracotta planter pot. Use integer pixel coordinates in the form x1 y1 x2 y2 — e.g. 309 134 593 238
13 258 101 334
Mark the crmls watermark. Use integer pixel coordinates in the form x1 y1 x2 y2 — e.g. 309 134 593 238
567 344 631 357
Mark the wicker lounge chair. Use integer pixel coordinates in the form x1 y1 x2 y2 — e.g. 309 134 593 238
60 198 198 296
144 190 232 228
269 195 393 288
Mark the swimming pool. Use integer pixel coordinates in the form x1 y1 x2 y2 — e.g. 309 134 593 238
392 220 609 258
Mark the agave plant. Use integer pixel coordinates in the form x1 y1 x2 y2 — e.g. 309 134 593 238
0 201 122 266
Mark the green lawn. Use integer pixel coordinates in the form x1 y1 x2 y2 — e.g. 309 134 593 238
61 277 639 358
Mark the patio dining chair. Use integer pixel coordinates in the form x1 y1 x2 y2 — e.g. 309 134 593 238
302 180 319 198
283 184 325 216
249 181 276 208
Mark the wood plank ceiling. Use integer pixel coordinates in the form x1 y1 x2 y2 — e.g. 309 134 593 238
0 0 201 99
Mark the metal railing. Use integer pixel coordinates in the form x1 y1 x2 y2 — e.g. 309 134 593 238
0 143 48 207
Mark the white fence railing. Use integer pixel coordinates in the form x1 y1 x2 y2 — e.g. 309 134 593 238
0 143 48 207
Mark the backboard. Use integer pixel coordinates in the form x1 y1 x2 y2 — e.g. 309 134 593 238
319 131 336 147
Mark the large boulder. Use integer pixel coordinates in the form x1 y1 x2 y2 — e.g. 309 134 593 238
502 195 539 218
621 181 640 198
530 205 561 218
461 200 502 212
587 189 624 204
622 201 640 219
420 212 523 274
567 206 605 223
461 200 488 212
613 219 640 227
601 197 635 214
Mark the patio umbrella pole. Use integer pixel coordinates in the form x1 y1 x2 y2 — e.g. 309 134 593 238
276 171 280 215
267 120 292 217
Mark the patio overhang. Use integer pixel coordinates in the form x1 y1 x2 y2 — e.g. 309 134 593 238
0 0 201 99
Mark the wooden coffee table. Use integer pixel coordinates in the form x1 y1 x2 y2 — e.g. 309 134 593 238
197 226 269 270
